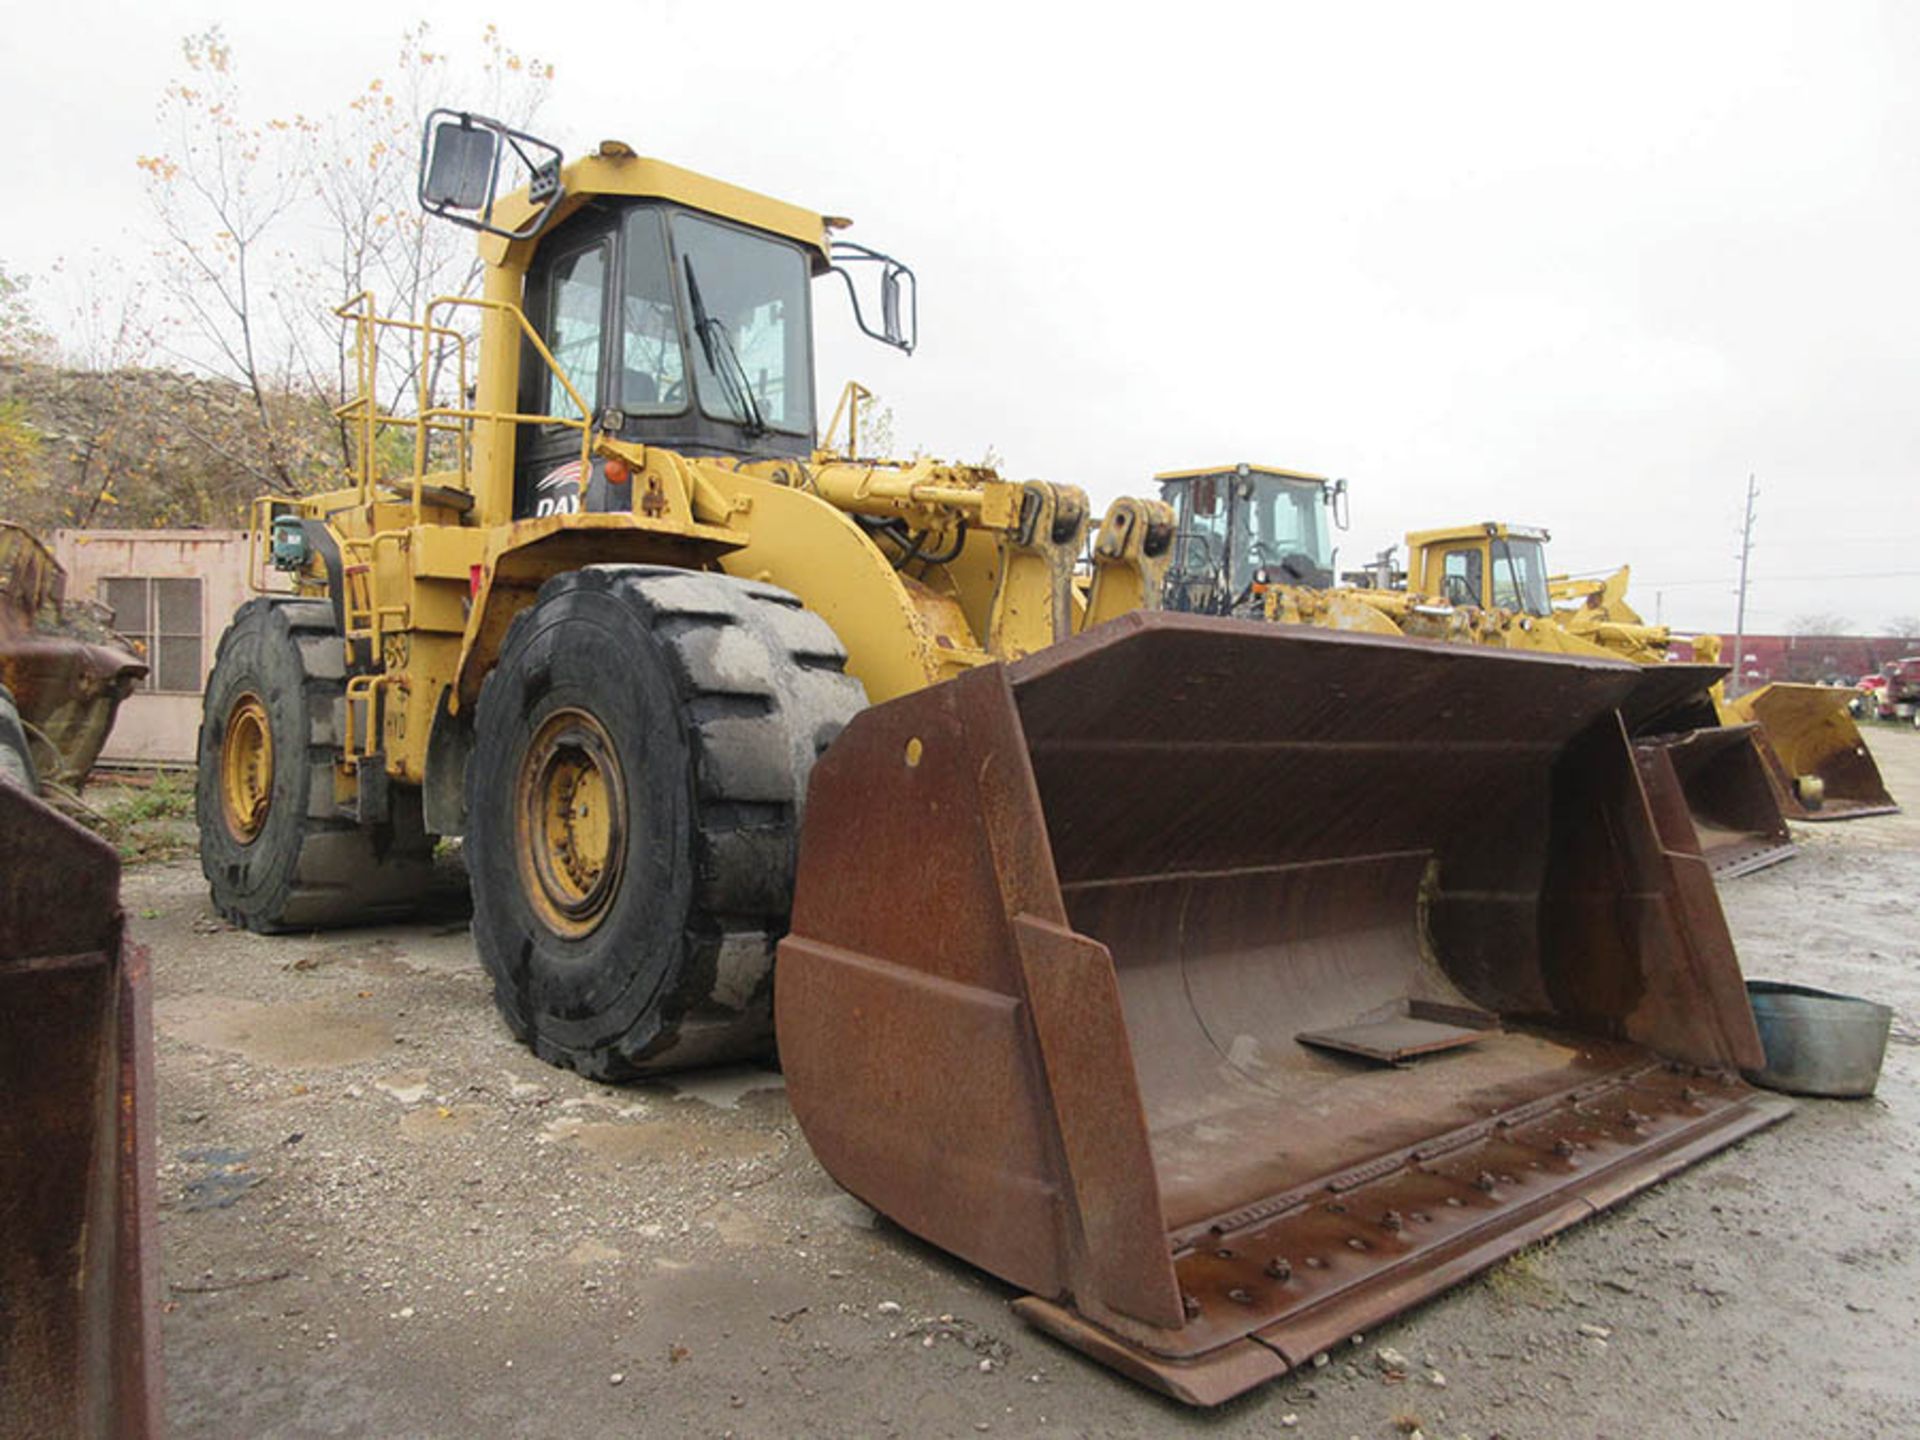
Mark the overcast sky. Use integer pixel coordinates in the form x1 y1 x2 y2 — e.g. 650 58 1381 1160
7 0 1917 636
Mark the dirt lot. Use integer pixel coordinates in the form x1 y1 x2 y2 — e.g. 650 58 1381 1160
137 728 1920 1438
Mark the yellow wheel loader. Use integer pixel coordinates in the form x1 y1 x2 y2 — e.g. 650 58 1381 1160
1159 477 1803 879
1553 573 1897 822
196 120 1783 1405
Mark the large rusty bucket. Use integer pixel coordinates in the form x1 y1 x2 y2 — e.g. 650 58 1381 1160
0 782 163 1436
778 615 1786 1405
1726 683 1898 821
1619 666 1797 879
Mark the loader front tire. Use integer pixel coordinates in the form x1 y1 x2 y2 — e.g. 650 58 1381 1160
196 598 432 932
466 566 865 1080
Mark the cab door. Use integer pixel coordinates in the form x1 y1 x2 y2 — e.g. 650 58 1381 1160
1426 543 1488 607
514 220 616 519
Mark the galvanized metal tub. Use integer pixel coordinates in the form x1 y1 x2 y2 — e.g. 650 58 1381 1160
1743 981 1893 1098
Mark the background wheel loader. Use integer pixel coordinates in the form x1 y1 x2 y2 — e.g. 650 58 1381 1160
195 117 1783 1405
1551 571 1898 822
1157 469 1810 881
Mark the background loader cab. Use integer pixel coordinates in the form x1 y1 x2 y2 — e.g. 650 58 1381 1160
1157 463 1345 614
1407 521 1554 615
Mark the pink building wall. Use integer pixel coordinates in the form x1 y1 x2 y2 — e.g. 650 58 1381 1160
52 529 282 766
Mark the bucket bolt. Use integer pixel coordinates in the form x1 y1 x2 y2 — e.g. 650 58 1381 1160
1552 1138 1576 1159
1380 1209 1404 1233
1181 1293 1202 1319
1227 1287 1255 1306
1474 1171 1498 1193
1265 1257 1293 1281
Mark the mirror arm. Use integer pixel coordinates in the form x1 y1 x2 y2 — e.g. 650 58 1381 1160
418 108 566 242
829 241 917 355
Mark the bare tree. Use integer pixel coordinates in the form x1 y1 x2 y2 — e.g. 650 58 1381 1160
308 24 552 469
0 264 53 363
135 25 556 492
1884 614 1920 639
1787 613 1854 636
138 29 320 493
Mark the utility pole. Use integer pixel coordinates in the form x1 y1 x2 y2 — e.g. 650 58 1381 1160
1730 474 1757 698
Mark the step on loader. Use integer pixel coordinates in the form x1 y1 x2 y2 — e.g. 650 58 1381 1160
198 118 1785 1407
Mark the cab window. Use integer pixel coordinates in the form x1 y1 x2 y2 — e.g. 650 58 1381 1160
618 212 687 414
543 241 608 421
670 213 812 434
1169 475 1229 582
1490 538 1551 616
1440 548 1483 607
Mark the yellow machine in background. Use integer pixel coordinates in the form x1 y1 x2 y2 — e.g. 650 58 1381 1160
1157 490 1811 875
1553 573 1897 820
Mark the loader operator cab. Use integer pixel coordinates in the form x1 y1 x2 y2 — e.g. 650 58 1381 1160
515 204 822 516
1409 523 1553 617
1156 463 1345 615
417 111 916 520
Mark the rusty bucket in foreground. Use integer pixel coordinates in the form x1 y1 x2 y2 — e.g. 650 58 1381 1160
778 615 1787 1406
0 781 163 1436
1619 665 1797 880
1727 682 1898 821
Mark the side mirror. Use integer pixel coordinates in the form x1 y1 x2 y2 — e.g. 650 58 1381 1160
831 241 918 354
1327 476 1351 531
418 108 565 242
422 120 496 209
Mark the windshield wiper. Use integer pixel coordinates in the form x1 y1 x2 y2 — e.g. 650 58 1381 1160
682 256 765 435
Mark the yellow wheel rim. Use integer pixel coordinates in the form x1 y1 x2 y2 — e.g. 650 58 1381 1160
220 693 274 844
517 708 627 939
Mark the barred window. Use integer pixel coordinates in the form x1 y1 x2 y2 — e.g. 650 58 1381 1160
102 576 204 693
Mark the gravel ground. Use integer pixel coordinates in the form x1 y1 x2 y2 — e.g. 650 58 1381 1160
142 728 1920 1438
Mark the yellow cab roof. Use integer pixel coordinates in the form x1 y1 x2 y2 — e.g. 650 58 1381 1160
483 144 835 272
1153 463 1330 484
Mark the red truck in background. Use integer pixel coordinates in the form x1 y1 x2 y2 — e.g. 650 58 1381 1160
1880 656 1920 724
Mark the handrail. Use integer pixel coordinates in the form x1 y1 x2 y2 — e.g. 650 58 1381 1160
424 294 593 493
328 290 593 519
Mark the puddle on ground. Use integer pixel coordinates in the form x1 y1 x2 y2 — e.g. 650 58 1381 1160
178 1146 264 1211
655 1064 786 1111
397 1104 483 1140
157 996 391 1068
566 1237 622 1266
539 1117 781 1167
375 1069 433 1106
704 1201 780 1247
812 1191 880 1231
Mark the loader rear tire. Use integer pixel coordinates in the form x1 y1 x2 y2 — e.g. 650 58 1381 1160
465 566 865 1080
196 598 433 932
